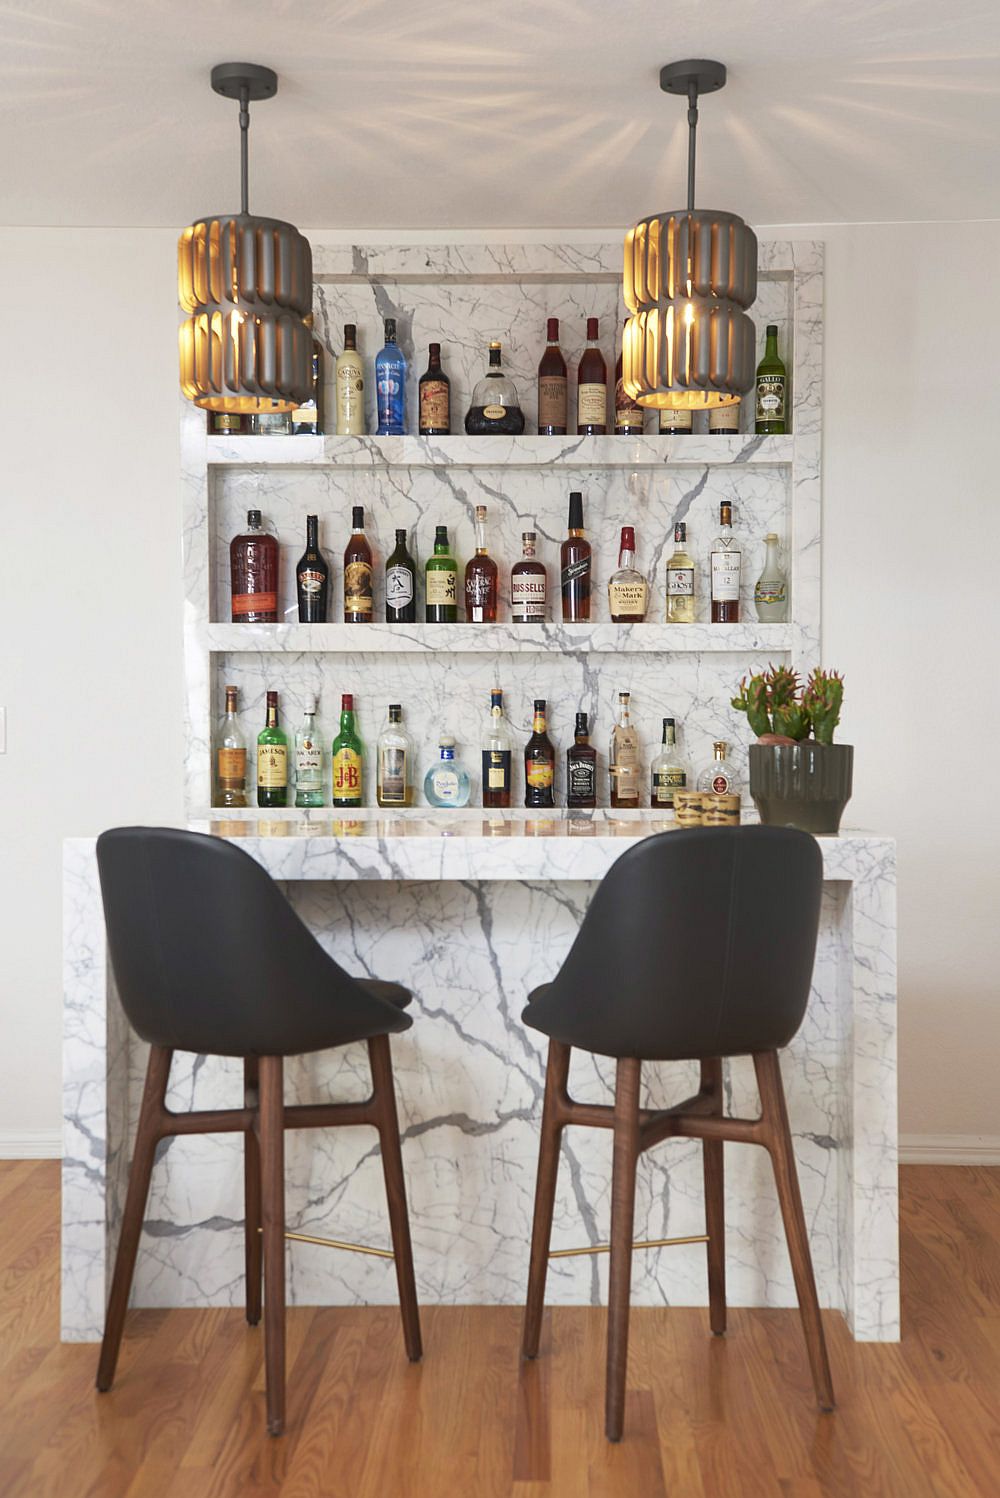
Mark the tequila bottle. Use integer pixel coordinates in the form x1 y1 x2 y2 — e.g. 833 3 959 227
609 690 640 808
294 699 324 808
424 739 471 807
482 689 512 808
650 718 687 809
754 533 788 622
215 685 247 808
256 690 288 808
331 694 364 807
666 522 696 623
377 704 412 808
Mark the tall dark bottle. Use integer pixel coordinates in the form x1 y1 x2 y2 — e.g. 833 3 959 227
524 699 556 809
537 317 568 435
384 528 417 622
560 491 592 622
343 506 374 622
566 711 597 808
418 343 451 435
296 514 329 622
576 317 607 435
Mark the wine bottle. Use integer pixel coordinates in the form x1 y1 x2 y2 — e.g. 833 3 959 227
290 339 324 435
537 318 568 435
755 325 787 435
576 317 607 435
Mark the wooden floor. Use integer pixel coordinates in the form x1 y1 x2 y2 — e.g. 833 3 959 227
0 1163 998 1496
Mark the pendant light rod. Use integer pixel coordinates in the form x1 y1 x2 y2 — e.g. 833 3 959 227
210 63 279 217
659 59 727 214
687 82 698 212
239 83 250 215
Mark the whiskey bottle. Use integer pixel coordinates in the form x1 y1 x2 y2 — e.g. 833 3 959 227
385 528 417 622
755 324 787 434
709 401 740 436
294 698 324 808
650 718 687 809
481 688 512 808
576 317 607 435
511 532 547 622
215 685 247 808
251 401 292 436
710 501 741 623
296 514 329 623
230 509 279 623
609 691 640 808
659 408 693 435
425 525 458 622
566 711 597 808
335 324 365 436
208 410 248 436
614 322 644 435
424 738 472 807
376 318 407 435
465 341 525 435
754 532 788 621
697 740 735 796
537 317 568 435
524 699 556 809
377 704 412 808
257 690 288 808
290 338 324 435
343 506 374 622
418 343 451 435
465 504 498 622
608 526 648 622
665 522 696 624
560 491 591 622
331 694 364 807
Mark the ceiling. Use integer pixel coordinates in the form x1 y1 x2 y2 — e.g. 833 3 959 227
2 0 999 229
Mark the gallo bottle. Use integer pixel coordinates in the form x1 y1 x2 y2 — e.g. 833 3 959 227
755 324 787 435
331 694 364 807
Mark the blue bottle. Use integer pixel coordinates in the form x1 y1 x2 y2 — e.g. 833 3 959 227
376 317 407 435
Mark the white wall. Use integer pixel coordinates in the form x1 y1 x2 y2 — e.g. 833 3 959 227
1 221 997 1154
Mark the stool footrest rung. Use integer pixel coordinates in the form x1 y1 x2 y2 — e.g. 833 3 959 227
549 1232 709 1259
258 1227 394 1259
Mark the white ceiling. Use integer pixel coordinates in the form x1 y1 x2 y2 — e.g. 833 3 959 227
2 0 999 230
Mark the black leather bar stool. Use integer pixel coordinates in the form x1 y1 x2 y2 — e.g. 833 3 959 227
520 825 834 1441
94 826 422 1436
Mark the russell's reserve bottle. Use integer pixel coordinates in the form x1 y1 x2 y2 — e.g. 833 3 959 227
257 690 288 808
481 689 512 808
230 509 279 623
754 532 788 622
755 324 787 435
335 323 365 435
666 522 695 623
566 710 597 808
537 317 568 435
215 685 247 808
385 528 417 622
296 514 329 623
608 525 648 623
425 525 458 622
614 321 644 435
294 698 324 808
576 317 607 435
524 699 556 809
376 318 407 435
331 694 364 807
560 491 591 622
510 531 547 622
290 338 324 435
609 690 640 808
710 501 742 623
343 506 374 622
377 704 412 808
465 504 498 622
650 718 687 809
465 341 525 434
418 342 451 435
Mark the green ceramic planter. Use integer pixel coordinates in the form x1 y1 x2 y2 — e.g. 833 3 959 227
749 742 854 834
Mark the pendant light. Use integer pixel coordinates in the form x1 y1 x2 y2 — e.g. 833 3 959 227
178 63 314 414
623 60 757 410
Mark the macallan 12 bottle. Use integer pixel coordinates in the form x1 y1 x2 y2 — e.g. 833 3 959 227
343 506 373 622
614 321 644 435
560 491 591 622
385 528 417 622
465 505 498 622
566 711 597 808
710 501 741 623
576 317 607 435
296 514 329 622
216 685 247 808
609 691 640 809
331 694 364 807
230 509 279 623
524 699 555 809
482 689 512 808
257 690 288 808
537 318 568 435
418 342 451 435
608 526 648 622
511 532 547 622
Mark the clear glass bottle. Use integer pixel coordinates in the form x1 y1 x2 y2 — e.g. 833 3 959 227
335 323 365 436
424 738 471 808
608 525 648 622
290 338 324 435
294 698 324 808
524 699 556 809
425 525 458 622
697 740 736 796
666 522 696 623
710 501 741 623
755 324 787 435
650 718 687 809
465 341 525 435
376 318 407 435
566 710 597 808
465 504 498 622
251 400 292 436
331 693 364 807
256 690 288 808
754 533 788 622
609 690 641 808
511 532 547 622
377 704 412 808
215 685 247 808
481 689 512 808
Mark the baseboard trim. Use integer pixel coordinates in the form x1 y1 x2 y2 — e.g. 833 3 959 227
0 1131 63 1160
900 1134 1000 1166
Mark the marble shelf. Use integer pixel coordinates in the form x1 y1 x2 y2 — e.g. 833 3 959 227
204 621 793 656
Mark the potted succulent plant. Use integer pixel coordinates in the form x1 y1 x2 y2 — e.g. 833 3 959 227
731 666 852 834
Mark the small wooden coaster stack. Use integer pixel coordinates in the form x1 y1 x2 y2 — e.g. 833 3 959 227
672 791 741 827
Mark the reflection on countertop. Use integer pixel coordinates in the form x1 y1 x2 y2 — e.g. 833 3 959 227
203 808 682 841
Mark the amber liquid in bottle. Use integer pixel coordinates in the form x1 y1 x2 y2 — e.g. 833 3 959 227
230 509 279 623
524 699 556 809
343 505 374 622
537 317 568 435
560 491 591 621
576 316 607 435
465 504 498 622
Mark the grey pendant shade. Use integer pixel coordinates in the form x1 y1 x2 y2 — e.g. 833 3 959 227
178 64 314 414
623 61 758 409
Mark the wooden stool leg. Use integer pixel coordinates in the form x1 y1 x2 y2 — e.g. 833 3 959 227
701 1057 727 1336
522 1039 570 1360
368 1034 422 1362
258 1055 286 1436
754 1050 835 1412
96 1045 172 1392
605 1056 641 1442
243 1057 262 1326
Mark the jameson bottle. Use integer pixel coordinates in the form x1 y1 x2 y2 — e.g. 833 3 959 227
755 324 787 434
614 321 644 435
510 532 547 622
377 704 412 808
609 690 640 808
576 317 607 435
296 514 329 622
650 718 687 809
482 689 513 808
566 711 597 808
465 505 498 622
331 693 364 807
418 342 451 435
376 318 407 435
537 317 568 435
425 525 458 622
290 338 324 435
215 685 247 808
294 698 324 808
256 691 288 808
335 323 365 436
524 699 555 809
230 509 279 623
560 491 591 622
385 528 417 622
343 506 374 622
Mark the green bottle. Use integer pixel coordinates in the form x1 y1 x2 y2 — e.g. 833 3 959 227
425 524 458 623
256 690 288 808
331 693 364 807
755 324 787 435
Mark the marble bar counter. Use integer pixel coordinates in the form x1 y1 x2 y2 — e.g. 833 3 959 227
62 812 898 1344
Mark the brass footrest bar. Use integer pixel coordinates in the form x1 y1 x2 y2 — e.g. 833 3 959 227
549 1233 709 1260
258 1227 394 1259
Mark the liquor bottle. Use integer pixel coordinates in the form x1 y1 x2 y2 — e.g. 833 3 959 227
608 526 648 622
709 400 740 436
215 685 247 808
560 491 591 622
376 318 407 435
697 740 735 796
524 699 556 809
537 317 568 436
385 528 417 622
650 718 687 809
609 691 640 808
376 704 412 808
294 698 324 808
208 410 248 436
424 738 471 808
614 322 644 435
296 514 329 623
343 506 374 623
331 693 364 807
465 504 498 622
754 533 788 622
566 710 597 808
710 501 741 623
230 509 279 623
418 342 451 435
510 532 547 623
576 317 607 435
665 522 695 624
425 525 458 622
755 324 787 435
465 341 525 434
659 408 693 435
251 401 292 436
481 688 512 808
335 323 365 436
290 338 324 435
257 690 288 808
